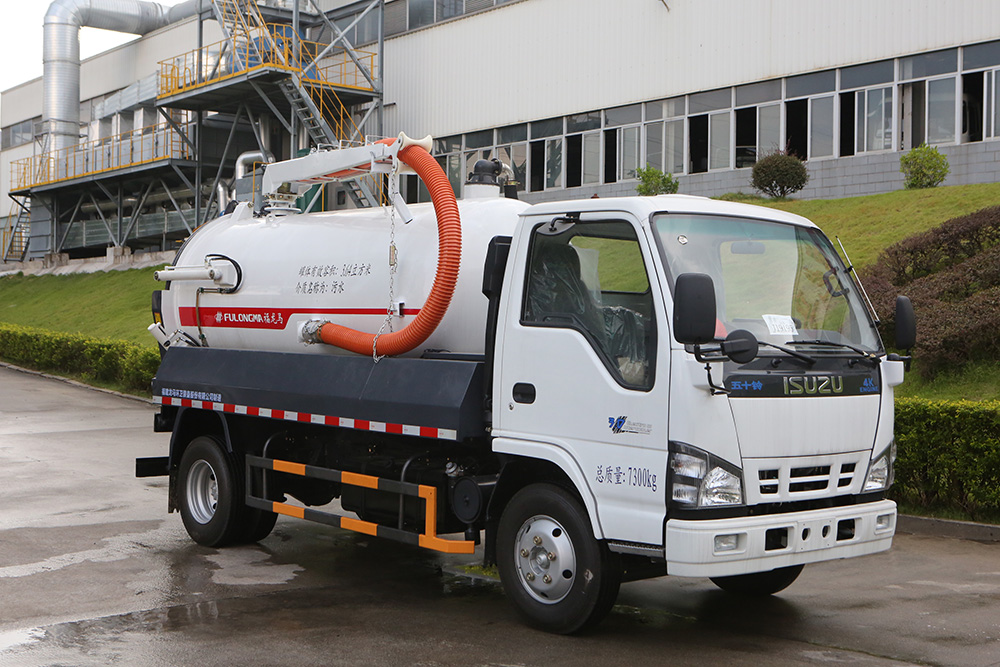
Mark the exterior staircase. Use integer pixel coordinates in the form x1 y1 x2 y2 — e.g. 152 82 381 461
211 0 378 207
3 198 30 263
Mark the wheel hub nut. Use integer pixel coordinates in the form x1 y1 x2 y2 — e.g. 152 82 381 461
547 552 556 561
525 572 535 582
533 535 542 545
520 548 529 557
543 574 552 584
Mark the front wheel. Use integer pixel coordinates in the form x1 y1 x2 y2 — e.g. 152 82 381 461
496 483 620 634
710 564 804 596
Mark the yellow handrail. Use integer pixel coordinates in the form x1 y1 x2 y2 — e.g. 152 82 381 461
157 23 377 99
11 121 194 191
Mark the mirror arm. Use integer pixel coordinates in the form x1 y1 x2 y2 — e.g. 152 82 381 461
886 352 912 372
692 346 731 395
704 362 731 395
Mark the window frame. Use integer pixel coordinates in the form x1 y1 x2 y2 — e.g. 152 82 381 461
519 218 658 391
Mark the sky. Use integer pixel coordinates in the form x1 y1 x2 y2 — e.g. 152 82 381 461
0 0 191 118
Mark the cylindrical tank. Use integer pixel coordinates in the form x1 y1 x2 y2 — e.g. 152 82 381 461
159 193 529 357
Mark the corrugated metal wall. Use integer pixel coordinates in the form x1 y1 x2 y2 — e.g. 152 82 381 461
383 0 1000 138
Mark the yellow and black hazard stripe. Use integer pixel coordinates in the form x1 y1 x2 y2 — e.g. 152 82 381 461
245 455 475 554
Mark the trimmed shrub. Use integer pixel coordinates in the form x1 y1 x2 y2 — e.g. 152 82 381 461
862 206 1000 376
750 151 809 198
635 165 679 195
0 323 159 394
894 398 1000 518
900 144 950 189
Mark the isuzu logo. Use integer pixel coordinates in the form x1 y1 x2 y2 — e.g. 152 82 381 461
783 375 845 395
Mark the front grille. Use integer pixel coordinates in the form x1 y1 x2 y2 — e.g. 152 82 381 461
751 455 864 501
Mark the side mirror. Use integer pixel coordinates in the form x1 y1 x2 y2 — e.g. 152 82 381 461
673 273 717 345
721 329 759 364
894 296 916 351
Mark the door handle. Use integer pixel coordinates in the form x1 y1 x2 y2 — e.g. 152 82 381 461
512 382 536 404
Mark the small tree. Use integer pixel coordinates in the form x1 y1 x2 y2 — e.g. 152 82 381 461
900 144 949 189
635 165 679 195
750 151 809 198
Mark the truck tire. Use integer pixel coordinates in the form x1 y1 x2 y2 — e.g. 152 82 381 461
240 505 278 543
178 436 248 547
496 483 620 634
710 564 804 596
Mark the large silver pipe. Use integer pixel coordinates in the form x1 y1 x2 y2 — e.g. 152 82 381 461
43 0 202 152
234 150 274 180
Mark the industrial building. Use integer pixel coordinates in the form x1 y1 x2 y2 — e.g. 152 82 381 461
3 0 1000 264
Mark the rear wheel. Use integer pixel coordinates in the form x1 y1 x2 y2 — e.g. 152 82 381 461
497 483 620 634
178 436 275 546
710 564 804 596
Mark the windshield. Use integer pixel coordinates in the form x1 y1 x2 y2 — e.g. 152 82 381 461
652 213 882 353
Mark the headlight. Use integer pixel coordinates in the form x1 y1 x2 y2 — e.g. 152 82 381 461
669 442 744 508
864 441 896 492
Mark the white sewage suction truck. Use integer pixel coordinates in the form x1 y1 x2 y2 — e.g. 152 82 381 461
139 135 916 633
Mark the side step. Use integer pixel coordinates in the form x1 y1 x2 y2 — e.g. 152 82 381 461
245 455 476 555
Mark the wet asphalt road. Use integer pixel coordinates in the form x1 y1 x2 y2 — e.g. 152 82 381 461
1 365 999 666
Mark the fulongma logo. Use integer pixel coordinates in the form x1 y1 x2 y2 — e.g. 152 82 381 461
783 375 845 395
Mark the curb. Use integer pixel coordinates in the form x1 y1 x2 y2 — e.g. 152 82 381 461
0 361 155 406
896 514 1000 543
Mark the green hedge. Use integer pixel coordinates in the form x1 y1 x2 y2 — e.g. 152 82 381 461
894 397 1000 518
0 323 159 394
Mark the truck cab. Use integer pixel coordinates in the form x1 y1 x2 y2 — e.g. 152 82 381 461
487 195 907 630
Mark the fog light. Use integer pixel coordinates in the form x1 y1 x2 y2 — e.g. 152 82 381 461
714 533 741 553
875 513 894 532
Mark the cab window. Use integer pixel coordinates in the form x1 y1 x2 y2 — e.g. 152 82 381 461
521 219 656 389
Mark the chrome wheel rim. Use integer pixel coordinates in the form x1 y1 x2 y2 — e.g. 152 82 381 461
513 515 577 604
186 459 219 524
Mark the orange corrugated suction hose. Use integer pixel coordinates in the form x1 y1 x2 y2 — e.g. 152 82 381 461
318 140 461 356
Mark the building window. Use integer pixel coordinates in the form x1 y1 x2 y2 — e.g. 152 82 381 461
437 0 464 21
529 118 563 192
810 95 835 158
734 107 756 167
567 131 601 187
408 0 435 29
927 77 956 145
758 103 781 157
545 138 563 189
1 118 35 150
642 98 685 175
857 86 893 152
709 111 730 170
786 93 836 160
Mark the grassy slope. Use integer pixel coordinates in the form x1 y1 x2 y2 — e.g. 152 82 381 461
0 267 164 347
757 182 1000 269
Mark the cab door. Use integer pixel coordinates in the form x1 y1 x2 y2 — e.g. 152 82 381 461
492 213 669 545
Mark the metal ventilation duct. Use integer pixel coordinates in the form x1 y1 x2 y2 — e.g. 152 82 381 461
43 0 202 152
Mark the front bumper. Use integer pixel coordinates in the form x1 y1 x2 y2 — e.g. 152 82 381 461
665 499 896 577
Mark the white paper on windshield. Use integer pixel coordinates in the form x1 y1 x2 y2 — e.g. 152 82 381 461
762 314 799 337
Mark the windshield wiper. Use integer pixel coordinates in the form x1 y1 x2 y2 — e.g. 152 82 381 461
759 341 816 366
786 339 880 365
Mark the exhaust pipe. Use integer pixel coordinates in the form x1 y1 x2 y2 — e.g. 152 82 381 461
43 0 202 152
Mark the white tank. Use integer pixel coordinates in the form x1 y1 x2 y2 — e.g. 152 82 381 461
158 193 529 357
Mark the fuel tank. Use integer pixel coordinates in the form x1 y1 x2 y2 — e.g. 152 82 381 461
157 193 529 356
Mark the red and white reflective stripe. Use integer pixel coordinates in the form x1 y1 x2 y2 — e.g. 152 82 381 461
154 395 457 441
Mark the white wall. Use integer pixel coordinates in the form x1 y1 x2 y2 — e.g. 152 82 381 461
383 0 1000 138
